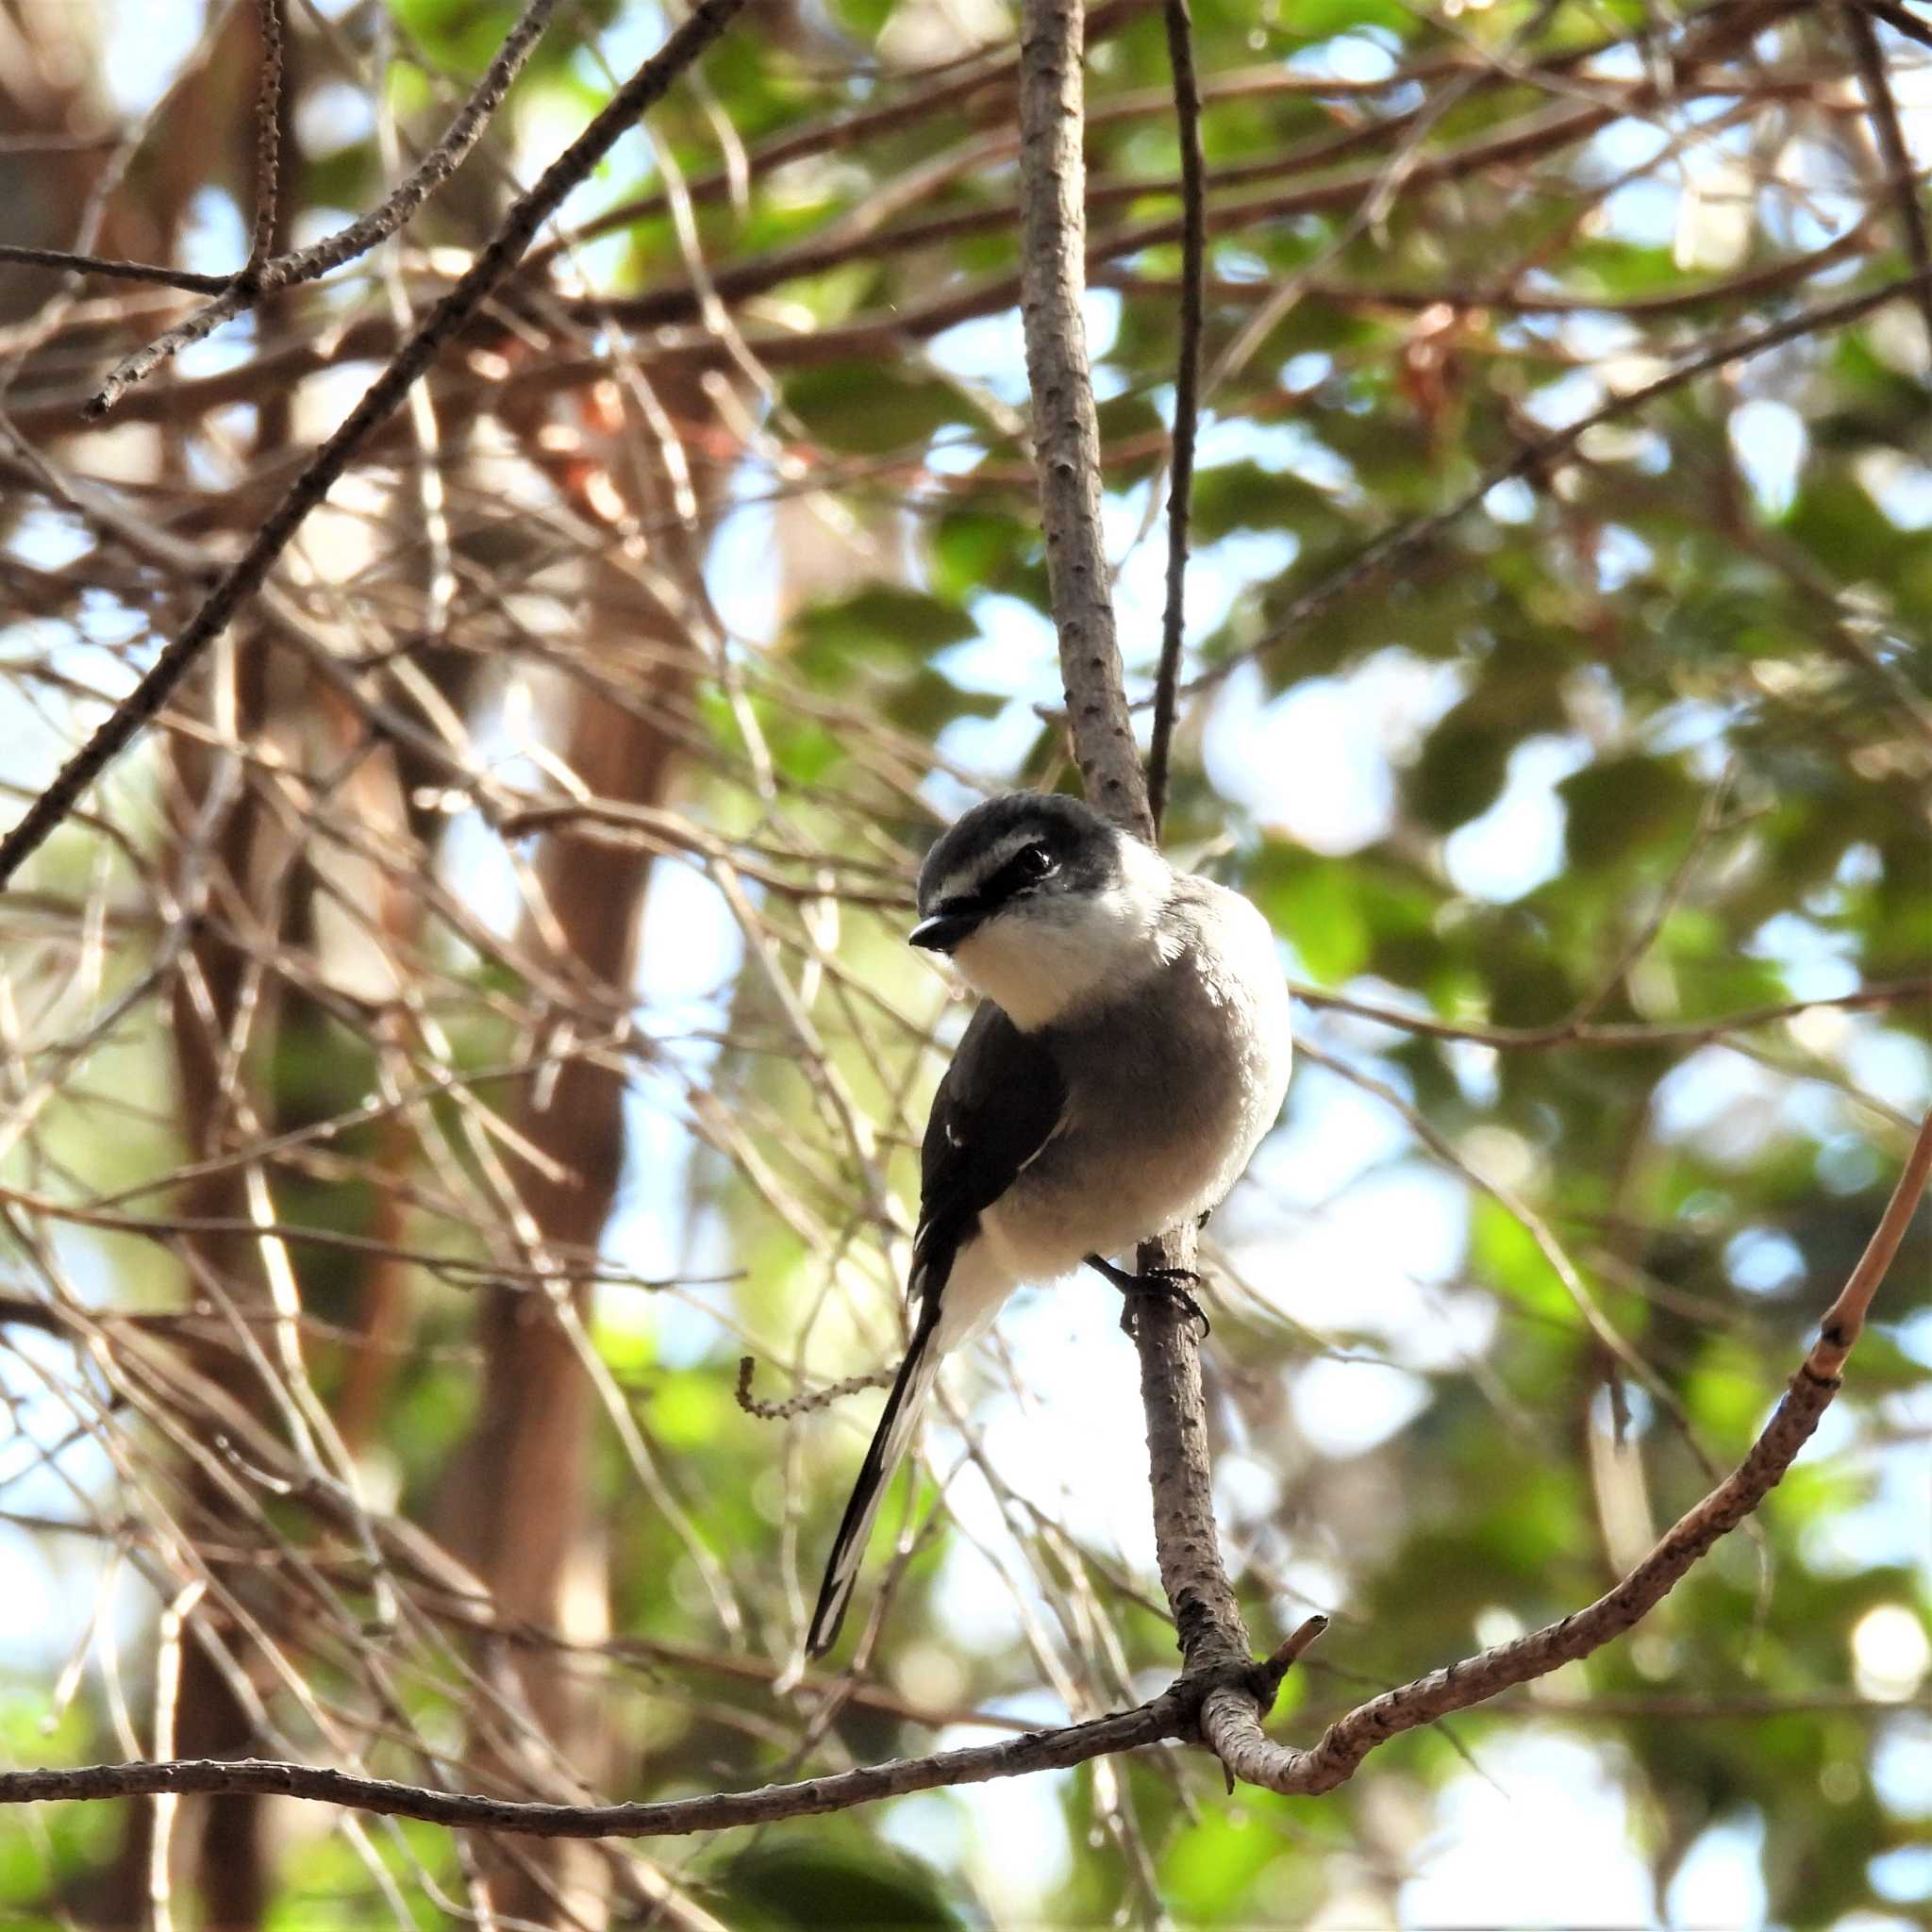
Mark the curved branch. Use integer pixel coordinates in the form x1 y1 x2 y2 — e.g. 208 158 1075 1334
7 1105 1921 1834
1209 1341 1844 1788
0 1695 1187 1839
1210 1108 1932 1787
0 0 751 894
86 0 562 415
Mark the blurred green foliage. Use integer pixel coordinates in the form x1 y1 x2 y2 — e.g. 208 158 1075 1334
3 0 1927 1926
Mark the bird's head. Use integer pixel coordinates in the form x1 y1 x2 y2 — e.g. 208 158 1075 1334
911 793 1175 1030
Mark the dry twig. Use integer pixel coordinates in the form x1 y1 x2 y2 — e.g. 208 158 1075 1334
0 0 750 892
5 1105 1922 1830
1144 0 1207 836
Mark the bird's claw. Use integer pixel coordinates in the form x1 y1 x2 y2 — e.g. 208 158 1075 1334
1126 1266 1211 1340
1084 1255 1211 1338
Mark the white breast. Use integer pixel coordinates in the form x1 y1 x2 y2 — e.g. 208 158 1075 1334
976 874 1292 1281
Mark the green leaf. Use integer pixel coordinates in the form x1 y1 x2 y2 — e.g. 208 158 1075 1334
1191 461 1341 542
1470 1193 1571 1324
794 585 976 662
721 1845 960 1930
1558 755 1702 871
929 509 1047 605
1248 844 1370 982
784 364 988 455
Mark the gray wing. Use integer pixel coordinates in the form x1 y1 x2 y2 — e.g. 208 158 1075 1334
911 1003 1067 1301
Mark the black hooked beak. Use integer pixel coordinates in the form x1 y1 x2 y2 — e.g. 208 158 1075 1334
908 901 984 954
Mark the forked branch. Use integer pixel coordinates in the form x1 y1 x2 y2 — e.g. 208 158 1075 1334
0 0 749 894
4 1106 1923 1832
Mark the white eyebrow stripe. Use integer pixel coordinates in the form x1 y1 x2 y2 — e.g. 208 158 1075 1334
929 830 1042 907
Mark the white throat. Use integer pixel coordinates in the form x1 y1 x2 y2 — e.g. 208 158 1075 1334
946 837 1178 1031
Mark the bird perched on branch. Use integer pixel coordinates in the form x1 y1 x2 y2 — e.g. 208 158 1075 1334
807 791 1293 1657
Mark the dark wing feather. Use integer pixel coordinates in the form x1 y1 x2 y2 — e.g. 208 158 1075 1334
910 1003 1067 1300
807 1004 1064 1657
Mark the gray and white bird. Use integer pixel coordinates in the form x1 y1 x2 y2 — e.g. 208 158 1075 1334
806 791 1292 1657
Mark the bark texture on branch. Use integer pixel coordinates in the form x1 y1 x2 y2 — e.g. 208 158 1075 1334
0 1697 1189 1839
1017 0 1151 841
1013 0 1265 1760
1205 1356 1844 1790
5 1124 1920 1836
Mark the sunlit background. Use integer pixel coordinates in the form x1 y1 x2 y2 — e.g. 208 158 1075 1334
3 0 1929 1924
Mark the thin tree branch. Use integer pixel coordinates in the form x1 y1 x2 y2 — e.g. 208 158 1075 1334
1855 0 1932 55
8 58 1847 404
521 0 1159 275
0 245 229 291
5 177 1890 439
1811 1101 1932 1370
520 0 1811 347
1017 0 1152 840
1015 0 1260 1767
735 1357 894 1420
1130 1270 1257 1689
0 0 750 894
245 0 286 273
87 0 563 416
1093 222 1877 321
6 1106 1920 1831
472 71 1779 347
1291 976 1932 1050
0 1693 1190 1838
1206 1107 1932 1790
1218 1352 1840 1787
261 0 560 290
1144 0 1206 838
1844 0 1932 346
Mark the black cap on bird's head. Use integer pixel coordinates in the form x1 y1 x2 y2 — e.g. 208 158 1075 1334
909 793 1132 955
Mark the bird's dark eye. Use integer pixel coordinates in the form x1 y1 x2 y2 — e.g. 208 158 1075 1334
1014 844 1055 881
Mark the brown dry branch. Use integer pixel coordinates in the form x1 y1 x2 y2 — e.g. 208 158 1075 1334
83 0 562 415
1017 0 1149 837
242 0 284 274
3 1103 1924 1832
1857 0 1932 55
1143 0 1206 838
0 0 749 893
1844 0 1932 346
0 244 229 291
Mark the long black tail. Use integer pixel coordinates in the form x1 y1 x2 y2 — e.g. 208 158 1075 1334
806 1309 943 1657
